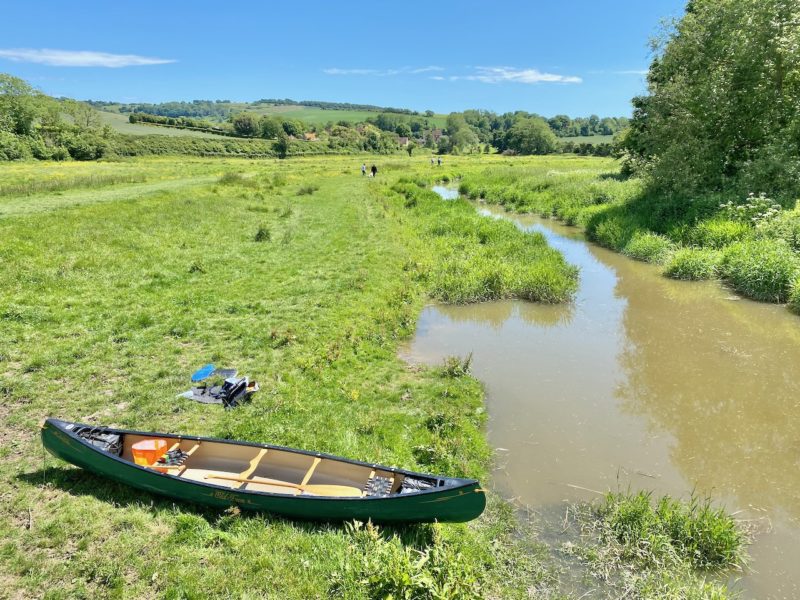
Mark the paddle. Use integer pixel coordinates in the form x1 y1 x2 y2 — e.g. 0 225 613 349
204 473 361 497
191 363 216 382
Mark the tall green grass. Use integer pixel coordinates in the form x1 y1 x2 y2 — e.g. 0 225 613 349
0 173 148 197
564 491 748 599
0 156 562 599
597 492 745 571
663 248 720 280
718 239 800 302
391 182 578 304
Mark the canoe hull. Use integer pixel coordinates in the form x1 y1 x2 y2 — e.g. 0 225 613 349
41 419 486 523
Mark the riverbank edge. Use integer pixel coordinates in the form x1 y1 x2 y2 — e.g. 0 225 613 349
453 176 800 317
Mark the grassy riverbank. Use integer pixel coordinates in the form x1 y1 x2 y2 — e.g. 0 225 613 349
457 158 800 314
0 155 574 598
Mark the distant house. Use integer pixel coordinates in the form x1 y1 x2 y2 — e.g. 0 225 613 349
431 129 443 142
397 136 409 147
303 132 317 141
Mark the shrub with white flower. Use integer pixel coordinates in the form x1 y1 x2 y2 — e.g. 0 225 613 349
720 193 782 227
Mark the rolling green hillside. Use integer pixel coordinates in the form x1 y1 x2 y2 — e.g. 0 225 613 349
98 111 231 138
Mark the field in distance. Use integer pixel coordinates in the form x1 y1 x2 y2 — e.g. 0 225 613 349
98 102 449 128
97 111 231 138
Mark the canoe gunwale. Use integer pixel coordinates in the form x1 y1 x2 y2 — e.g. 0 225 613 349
44 418 480 503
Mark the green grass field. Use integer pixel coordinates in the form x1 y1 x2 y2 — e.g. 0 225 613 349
98 111 232 138
0 154 574 598
98 103 449 129
248 105 449 128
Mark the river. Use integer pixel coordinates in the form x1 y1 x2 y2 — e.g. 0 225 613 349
404 188 800 599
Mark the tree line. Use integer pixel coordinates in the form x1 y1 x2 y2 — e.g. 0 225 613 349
1 74 113 160
618 0 800 199
252 98 422 115
2 72 625 161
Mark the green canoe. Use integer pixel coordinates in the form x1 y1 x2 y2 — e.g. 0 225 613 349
41 418 486 523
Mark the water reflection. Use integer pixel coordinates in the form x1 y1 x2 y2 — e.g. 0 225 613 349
428 301 575 330
406 195 800 599
431 185 459 200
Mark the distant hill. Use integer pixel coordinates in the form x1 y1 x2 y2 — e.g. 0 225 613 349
97 111 231 138
87 99 448 127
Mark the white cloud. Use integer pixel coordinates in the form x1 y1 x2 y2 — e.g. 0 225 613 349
0 48 176 67
456 66 581 84
323 64 580 84
324 66 443 77
323 68 380 75
408 66 444 74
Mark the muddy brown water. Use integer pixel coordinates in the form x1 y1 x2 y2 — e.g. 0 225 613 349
405 192 800 599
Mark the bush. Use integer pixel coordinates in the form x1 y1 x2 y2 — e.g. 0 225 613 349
663 248 720 280
756 209 800 251
623 232 675 264
63 132 110 161
253 226 271 242
441 353 472 378
719 239 800 302
296 184 319 196
0 131 32 160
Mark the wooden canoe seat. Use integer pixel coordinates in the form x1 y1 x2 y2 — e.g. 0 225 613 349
300 457 321 485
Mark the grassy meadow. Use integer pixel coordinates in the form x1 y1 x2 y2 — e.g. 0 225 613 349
0 154 575 599
98 104 451 129
98 111 231 139
0 153 751 598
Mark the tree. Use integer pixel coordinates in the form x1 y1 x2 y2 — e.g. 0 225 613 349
505 117 558 155
231 112 260 137
622 0 800 196
450 127 478 151
280 119 303 137
274 132 290 158
65 100 101 130
0 74 42 135
395 122 412 137
259 116 283 139
406 141 416 156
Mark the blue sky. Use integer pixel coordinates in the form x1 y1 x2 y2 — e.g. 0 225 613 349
0 1 687 117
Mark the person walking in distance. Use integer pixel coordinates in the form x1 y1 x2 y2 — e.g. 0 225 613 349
361 163 367 176
437 157 442 166
371 164 378 177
